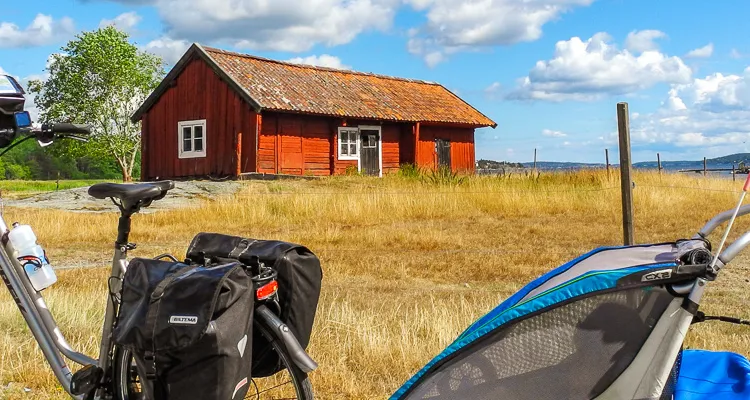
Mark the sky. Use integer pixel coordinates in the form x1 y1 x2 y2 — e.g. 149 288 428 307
2 0 750 164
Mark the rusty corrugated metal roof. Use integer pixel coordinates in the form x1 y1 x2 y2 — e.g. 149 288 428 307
201 46 496 127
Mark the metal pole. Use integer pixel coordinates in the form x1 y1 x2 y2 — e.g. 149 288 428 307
605 149 610 178
617 102 635 246
533 148 537 172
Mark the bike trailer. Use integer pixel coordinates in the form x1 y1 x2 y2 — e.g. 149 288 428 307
674 349 750 400
391 240 715 400
186 232 323 377
113 258 255 400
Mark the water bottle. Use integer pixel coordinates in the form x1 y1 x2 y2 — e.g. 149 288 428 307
8 223 57 291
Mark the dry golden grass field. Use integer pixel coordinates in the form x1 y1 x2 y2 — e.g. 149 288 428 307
0 170 749 399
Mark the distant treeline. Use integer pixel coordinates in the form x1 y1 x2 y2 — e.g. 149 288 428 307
0 140 139 180
477 159 525 169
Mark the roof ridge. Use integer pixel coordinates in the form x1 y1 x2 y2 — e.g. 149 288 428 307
201 45 442 86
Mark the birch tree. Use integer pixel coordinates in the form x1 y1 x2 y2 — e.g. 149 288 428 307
29 27 164 181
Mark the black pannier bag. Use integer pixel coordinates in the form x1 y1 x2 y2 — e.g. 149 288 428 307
113 258 255 400
185 233 323 377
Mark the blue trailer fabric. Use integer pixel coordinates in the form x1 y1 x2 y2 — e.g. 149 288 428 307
391 243 683 400
676 350 750 400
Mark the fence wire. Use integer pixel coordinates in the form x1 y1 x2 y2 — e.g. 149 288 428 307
240 186 622 196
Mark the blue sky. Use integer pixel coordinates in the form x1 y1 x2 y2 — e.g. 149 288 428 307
3 0 750 164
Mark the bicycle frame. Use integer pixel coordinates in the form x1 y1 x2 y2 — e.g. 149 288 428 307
0 211 129 399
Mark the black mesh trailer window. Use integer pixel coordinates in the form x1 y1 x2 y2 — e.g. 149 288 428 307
404 287 675 400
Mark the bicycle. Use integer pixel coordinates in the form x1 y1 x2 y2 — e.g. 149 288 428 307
0 74 316 400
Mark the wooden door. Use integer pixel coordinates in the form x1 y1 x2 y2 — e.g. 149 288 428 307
360 128 380 176
436 138 451 169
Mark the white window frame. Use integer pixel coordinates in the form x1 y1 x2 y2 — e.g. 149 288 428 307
338 127 360 161
357 125 383 178
178 119 207 159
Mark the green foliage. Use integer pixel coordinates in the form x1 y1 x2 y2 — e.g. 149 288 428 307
421 166 466 186
344 165 362 176
0 137 127 181
0 179 113 192
28 26 164 181
476 159 525 169
397 163 422 179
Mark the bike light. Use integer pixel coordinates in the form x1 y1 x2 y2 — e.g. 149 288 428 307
14 111 31 129
256 280 278 300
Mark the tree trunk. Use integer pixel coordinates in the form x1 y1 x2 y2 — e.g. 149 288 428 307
116 158 132 182
121 166 132 182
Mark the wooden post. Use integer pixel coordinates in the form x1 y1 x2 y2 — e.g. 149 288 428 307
533 148 537 172
703 157 707 177
56 172 60 191
657 153 662 175
733 163 737 182
605 149 610 178
235 131 243 177
617 102 635 246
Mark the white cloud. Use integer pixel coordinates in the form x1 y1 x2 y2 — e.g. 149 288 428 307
633 67 750 150
0 14 74 48
405 0 595 66
141 0 398 53
99 12 142 33
731 49 744 59
675 68 750 112
485 82 502 93
686 43 714 59
423 51 446 68
143 37 191 65
509 31 692 101
624 30 666 53
286 55 351 70
542 129 567 137
484 82 502 99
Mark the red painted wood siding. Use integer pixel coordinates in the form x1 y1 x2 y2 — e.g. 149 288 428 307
259 114 407 176
258 113 335 176
416 126 476 173
141 57 257 180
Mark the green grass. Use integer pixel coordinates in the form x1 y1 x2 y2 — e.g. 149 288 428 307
0 179 117 193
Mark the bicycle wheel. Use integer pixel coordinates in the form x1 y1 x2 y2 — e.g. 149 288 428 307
112 322 313 400
112 347 143 400
249 318 314 400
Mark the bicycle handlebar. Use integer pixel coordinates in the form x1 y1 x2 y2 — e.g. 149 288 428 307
47 123 91 135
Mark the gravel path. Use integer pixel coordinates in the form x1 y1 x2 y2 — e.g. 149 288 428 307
3 180 243 213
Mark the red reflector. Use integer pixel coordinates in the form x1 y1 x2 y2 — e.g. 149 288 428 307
256 280 278 300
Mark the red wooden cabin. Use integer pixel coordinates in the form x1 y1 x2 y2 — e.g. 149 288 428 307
131 44 496 180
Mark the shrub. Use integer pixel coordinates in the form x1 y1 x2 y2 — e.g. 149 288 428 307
422 166 466 186
344 165 362 176
397 163 422 179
